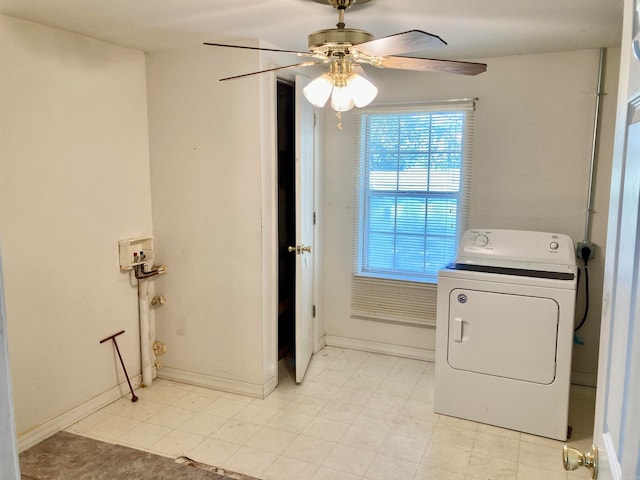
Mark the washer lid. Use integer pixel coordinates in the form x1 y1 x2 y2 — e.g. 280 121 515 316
456 229 576 272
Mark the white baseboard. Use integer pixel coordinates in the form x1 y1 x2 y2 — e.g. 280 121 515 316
314 334 327 353
17 375 142 453
325 335 434 362
158 367 268 399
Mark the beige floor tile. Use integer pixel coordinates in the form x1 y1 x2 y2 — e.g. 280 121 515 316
476 423 521 440
472 431 520 461
253 390 294 410
148 429 205 457
187 436 241 467
332 385 375 406
353 406 398 432
267 410 314 434
517 462 568 480
413 465 466 480
466 454 518 480
113 399 165 422
365 391 408 414
376 379 416 399
295 380 341 400
287 395 328 416
430 424 477 449
263 455 319 480
210 419 261 445
204 396 251 418
437 415 480 432
282 434 336 464
147 405 195 429
391 412 436 440
421 443 471 475
318 400 362 423
70 348 595 480
177 412 227 436
170 390 218 411
222 445 278 478
312 465 362 480
302 417 350 442
339 424 387 452
89 414 140 441
232 403 280 426
364 454 419 480
519 441 568 474
312 369 352 386
410 384 435 403
323 444 376 476
66 410 112 434
382 432 429 463
385 367 423 386
395 358 428 373
244 425 297 454
117 422 172 449
365 353 399 368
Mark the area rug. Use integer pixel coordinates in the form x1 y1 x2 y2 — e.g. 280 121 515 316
19 431 259 480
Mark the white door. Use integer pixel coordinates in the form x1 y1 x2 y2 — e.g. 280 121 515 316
293 76 315 383
578 0 640 477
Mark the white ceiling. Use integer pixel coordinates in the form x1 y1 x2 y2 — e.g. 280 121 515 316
0 0 624 60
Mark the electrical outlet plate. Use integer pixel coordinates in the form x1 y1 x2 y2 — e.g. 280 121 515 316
576 241 595 260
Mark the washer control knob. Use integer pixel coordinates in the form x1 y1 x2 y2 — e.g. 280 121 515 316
474 234 489 247
550 241 559 250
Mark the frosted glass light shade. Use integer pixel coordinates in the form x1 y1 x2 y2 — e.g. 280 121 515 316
303 75 333 108
331 85 355 112
349 73 378 108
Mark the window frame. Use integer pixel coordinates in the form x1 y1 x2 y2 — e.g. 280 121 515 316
354 100 475 284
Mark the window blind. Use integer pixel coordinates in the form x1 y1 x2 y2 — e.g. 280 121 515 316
352 99 475 325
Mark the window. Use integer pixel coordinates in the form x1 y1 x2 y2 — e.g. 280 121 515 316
355 101 474 284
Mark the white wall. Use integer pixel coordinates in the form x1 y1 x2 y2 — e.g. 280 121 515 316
321 49 619 382
0 15 152 442
146 45 278 396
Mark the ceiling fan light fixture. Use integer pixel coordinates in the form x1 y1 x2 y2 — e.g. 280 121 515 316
303 74 334 108
330 84 355 112
348 72 378 108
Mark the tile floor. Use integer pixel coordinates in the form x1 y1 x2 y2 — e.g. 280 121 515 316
66 346 595 480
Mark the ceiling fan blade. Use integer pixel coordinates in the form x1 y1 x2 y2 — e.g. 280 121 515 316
204 42 315 58
220 61 319 81
379 55 487 76
355 30 446 57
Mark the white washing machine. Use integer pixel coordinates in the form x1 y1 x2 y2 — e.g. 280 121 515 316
434 229 577 440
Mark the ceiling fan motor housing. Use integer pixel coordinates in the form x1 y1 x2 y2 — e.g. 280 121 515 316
308 28 374 51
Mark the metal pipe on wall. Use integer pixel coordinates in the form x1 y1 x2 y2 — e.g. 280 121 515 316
583 48 606 242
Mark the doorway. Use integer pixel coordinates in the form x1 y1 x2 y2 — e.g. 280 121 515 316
277 78 296 362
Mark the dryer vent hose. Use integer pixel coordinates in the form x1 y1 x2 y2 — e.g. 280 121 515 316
575 246 592 332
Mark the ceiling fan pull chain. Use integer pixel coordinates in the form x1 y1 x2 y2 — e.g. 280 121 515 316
336 111 343 130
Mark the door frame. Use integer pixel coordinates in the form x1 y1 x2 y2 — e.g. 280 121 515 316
591 0 640 477
268 70 322 390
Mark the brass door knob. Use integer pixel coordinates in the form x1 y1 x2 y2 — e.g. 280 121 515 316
288 245 312 254
563 444 598 479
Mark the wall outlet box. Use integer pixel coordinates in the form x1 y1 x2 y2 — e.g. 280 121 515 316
576 241 595 261
119 237 154 271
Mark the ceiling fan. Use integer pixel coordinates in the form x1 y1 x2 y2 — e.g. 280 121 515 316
204 0 487 113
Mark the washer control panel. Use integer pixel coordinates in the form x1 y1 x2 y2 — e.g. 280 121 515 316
457 229 576 269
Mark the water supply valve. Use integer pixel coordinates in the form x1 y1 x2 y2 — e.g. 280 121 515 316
118 237 155 271
151 295 166 306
